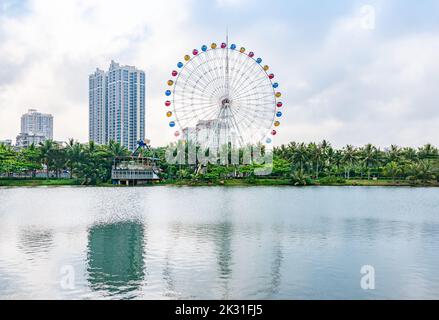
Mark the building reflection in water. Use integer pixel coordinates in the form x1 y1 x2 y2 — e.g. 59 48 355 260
86 221 145 297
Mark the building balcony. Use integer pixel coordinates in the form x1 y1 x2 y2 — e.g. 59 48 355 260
111 169 159 181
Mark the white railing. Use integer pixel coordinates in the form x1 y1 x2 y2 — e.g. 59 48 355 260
111 169 157 180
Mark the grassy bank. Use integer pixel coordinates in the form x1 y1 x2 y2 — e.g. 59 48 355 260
1 178 438 187
158 178 439 187
0 178 80 187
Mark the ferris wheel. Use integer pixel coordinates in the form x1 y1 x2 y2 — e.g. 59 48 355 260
164 40 283 149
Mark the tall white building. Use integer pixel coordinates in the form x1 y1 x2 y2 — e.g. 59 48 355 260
89 68 107 144
89 60 146 151
20 109 53 140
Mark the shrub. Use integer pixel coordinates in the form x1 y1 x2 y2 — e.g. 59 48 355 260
318 176 346 185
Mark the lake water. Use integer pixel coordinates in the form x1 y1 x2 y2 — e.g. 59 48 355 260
0 186 438 300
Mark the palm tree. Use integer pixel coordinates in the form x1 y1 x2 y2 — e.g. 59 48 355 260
52 147 67 178
324 147 336 175
342 145 357 179
401 147 418 163
108 140 129 158
384 161 402 181
418 144 438 160
39 140 55 178
387 145 401 163
359 144 379 180
407 160 436 182
292 143 308 172
308 142 323 179
290 169 309 186
275 144 289 160
66 139 83 179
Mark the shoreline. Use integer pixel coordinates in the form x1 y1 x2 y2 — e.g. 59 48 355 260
1 178 438 188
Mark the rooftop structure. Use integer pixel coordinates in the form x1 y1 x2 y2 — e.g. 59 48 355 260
111 140 160 185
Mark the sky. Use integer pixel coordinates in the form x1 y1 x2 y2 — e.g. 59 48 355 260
0 0 439 148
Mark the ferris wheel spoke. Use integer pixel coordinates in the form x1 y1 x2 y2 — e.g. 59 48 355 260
174 90 213 100
227 111 246 147
233 110 271 129
180 60 222 96
177 107 218 124
179 81 216 99
229 53 256 95
230 115 264 141
185 66 228 99
213 49 228 98
207 50 222 86
180 72 225 99
237 104 275 116
234 98 276 105
231 54 260 93
233 69 268 93
206 74 228 98
178 106 220 130
176 102 218 115
177 85 210 101
231 76 271 100
175 102 217 111
234 109 275 120
174 99 213 106
228 53 243 93
179 75 215 98
177 107 219 120
232 74 270 98
233 101 276 112
202 50 221 95
233 93 275 104
191 66 221 94
179 69 210 94
173 96 212 103
231 104 274 130
198 51 218 87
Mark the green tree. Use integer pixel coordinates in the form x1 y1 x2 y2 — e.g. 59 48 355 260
384 161 402 181
18 143 42 177
66 139 83 179
291 143 308 172
359 144 380 180
342 145 357 179
308 142 323 179
39 140 56 178
418 144 438 160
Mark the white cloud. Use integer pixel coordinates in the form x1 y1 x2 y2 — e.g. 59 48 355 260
0 0 194 145
272 8 439 147
215 0 248 8
1 1 438 148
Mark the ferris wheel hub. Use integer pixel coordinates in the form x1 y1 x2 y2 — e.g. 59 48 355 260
221 98 231 108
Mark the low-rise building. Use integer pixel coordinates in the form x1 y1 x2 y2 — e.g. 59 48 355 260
0 139 12 146
16 132 46 148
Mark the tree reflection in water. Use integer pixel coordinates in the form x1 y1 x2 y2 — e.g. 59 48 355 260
87 221 145 298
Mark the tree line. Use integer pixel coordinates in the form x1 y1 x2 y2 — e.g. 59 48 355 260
1 139 438 185
0 139 130 184
273 141 439 184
